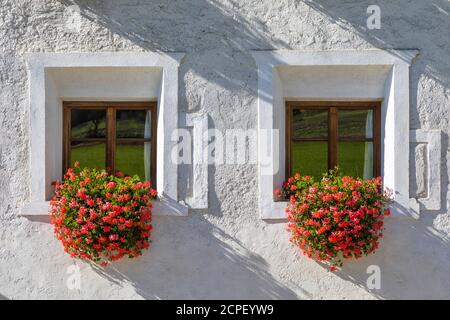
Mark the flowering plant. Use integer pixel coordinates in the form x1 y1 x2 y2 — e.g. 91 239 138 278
276 169 391 270
50 162 158 266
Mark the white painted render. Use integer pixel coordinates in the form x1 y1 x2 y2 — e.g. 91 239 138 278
0 0 449 300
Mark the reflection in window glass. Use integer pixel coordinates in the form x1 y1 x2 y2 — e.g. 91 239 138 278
291 141 328 179
338 141 373 179
71 110 106 139
338 109 373 139
292 109 328 139
288 104 378 181
116 110 151 139
115 142 151 181
71 141 106 169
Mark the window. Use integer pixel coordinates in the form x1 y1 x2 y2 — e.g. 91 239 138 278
252 50 417 219
286 101 381 180
24 52 188 216
63 101 157 185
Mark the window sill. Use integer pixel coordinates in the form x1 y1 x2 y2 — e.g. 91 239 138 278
20 196 189 223
261 201 288 220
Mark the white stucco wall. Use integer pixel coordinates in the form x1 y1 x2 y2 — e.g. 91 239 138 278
0 0 449 299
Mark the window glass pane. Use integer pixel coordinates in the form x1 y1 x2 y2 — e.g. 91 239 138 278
71 110 106 139
116 110 152 139
115 142 151 181
292 109 328 139
71 141 105 169
291 141 328 179
338 141 373 179
338 109 373 139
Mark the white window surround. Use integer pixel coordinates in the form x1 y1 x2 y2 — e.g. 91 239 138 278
22 52 188 217
251 49 419 220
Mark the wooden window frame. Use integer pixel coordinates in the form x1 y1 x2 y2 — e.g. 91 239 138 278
285 101 381 179
63 101 157 186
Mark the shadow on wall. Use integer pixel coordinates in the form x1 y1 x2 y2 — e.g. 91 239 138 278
88 212 450 299
56 0 450 88
55 0 288 216
56 0 288 112
322 214 450 299
302 0 450 86
50 0 450 299
91 215 300 299
54 0 450 142
55 0 450 156
303 0 450 129
57 0 289 52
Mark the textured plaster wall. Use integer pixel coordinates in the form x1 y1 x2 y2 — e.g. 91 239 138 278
0 0 449 299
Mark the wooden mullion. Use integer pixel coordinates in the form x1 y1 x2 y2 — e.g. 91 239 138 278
329 107 338 171
106 108 116 174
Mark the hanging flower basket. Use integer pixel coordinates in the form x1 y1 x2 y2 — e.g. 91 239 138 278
276 169 391 271
50 162 158 267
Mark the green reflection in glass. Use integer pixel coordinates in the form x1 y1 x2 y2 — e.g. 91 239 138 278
292 109 328 139
338 141 373 179
116 143 151 180
291 141 328 179
338 109 373 139
116 110 151 139
71 142 106 169
71 110 106 139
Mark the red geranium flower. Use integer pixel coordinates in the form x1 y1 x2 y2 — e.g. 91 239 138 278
50 164 158 266
281 168 391 270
